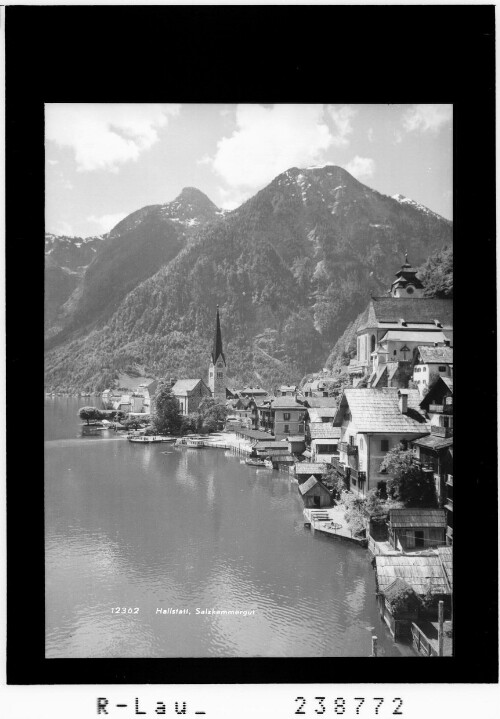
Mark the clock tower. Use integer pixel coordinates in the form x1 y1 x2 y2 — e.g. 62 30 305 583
208 305 227 402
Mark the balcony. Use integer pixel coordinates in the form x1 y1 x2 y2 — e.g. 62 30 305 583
431 425 453 438
429 403 453 415
338 441 358 455
331 457 350 478
350 468 366 483
445 498 453 512
446 474 453 487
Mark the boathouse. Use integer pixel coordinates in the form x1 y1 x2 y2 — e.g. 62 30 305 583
293 463 329 483
388 508 447 551
298 476 332 508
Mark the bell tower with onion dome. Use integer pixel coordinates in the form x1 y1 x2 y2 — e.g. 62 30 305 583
208 305 227 402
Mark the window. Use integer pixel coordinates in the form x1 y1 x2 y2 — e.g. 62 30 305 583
283 412 291 421
381 439 389 452
298 424 304 433
438 365 447 372
284 424 290 434
317 444 337 454
210 371 213 377
351 477 357 486
414 367 420 373
371 335 376 353
217 372 223 379
349 435 355 446
393 349 397 356
359 437 364 450
406 286 414 295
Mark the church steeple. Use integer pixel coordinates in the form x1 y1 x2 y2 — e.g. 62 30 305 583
390 253 425 298
209 305 227 402
211 304 225 365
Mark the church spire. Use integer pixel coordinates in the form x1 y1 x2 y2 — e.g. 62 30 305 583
211 304 225 364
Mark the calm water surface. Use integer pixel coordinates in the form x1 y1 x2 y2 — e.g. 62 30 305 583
45 397 403 658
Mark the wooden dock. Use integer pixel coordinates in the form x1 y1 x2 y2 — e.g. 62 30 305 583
304 506 367 547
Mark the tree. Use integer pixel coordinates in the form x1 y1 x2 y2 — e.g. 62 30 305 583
418 246 453 299
123 418 143 431
198 397 228 429
152 383 182 435
380 446 437 507
78 406 104 425
340 491 367 537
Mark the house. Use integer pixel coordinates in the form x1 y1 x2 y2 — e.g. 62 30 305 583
332 387 430 496
302 379 329 397
348 259 453 384
309 425 341 463
298 476 332 508
413 345 453 396
238 386 268 398
387 508 447 551
277 384 298 397
411 432 453 544
231 396 259 429
374 552 452 645
258 396 307 440
419 376 453 436
171 379 212 416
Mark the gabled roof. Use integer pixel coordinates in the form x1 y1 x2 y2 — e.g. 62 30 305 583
171 379 205 395
309 423 341 439
305 397 337 408
416 346 453 364
375 555 450 595
380 330 449 344
294 463 328 474
271 397 306 409
358 297 453 332
388 508 447 529
308 408 337 421
419 376 454 409
412 435 453 451
299 476 330 495
334 388 429 434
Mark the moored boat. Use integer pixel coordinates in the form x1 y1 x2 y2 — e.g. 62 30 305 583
245 458 266 467
128 435 175 443
185 438 205 448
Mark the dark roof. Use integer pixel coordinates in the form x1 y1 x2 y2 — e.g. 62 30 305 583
334 388 429 433
419 376 454 409
234 428 271 441
268 453 295 462
211 306 225 364
417 346 453 364
358 297 453 331
294 463 328 474
412 435 453 451
388 508 447 529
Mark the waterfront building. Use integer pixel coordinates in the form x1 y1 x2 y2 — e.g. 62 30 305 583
299 476 332 508
171 378 211 416
258 396 307 440
387 508 447 551
332 387 430 497
208 305 227 403
293 463 330 483
412 345 453 396
310 425 341 463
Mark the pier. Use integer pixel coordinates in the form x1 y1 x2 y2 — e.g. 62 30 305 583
303 506 368 547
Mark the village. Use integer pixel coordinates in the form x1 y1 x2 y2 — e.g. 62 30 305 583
95 257 453 658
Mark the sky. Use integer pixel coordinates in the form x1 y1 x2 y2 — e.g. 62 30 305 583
45 103 452 238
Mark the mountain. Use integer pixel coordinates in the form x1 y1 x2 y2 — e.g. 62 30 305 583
44 166 453 393
45 188 222 345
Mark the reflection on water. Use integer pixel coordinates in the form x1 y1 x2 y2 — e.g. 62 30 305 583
45 397 403 658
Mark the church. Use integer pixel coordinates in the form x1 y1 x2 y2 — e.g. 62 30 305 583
348 256 453 388
171 305 228 415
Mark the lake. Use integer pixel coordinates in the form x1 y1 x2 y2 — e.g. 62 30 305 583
45 397 403 658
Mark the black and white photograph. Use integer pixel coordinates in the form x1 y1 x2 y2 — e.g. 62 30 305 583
43 102 454 660
4 6 498 716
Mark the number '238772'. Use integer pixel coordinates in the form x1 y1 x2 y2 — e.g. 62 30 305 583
294 697 403 715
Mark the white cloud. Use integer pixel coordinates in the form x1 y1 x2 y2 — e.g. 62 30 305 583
87 212 127 234
344 156 375 180
45 103 180 172
402 104 452 134
49 220 76 237
326 104 357 146
206 104 353 193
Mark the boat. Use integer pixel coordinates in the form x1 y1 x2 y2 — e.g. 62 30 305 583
185 438 205 448
245 458 266 467
128 435 175 443
264 458 274 468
